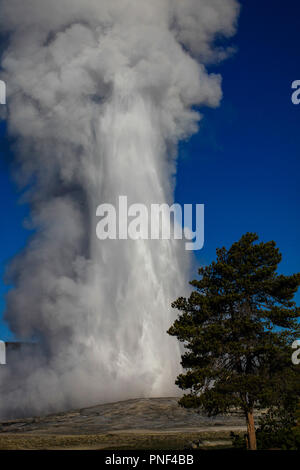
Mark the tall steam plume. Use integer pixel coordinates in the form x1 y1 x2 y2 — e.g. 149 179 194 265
0 0 239 417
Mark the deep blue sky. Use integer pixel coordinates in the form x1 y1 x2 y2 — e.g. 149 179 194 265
0 0 300 339
176 0 300 293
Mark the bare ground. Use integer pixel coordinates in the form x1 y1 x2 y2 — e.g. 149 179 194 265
0 397 247 450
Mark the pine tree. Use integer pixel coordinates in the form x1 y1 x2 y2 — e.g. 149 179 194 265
168 233 300 450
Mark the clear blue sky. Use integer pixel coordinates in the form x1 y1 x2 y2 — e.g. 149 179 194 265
0 0 300 339
176 0 300 293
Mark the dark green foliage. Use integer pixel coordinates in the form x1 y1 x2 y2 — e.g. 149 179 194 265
255 400 300 450
230 431 247 450
232 400 300 450
168 233 300 422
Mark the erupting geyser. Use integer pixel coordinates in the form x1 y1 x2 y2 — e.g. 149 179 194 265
0 0 239 417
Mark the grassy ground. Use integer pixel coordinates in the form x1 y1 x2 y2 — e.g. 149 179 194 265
0 398 248 450
0 430 243 450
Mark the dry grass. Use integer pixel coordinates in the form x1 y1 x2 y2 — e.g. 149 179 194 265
0 430 243 450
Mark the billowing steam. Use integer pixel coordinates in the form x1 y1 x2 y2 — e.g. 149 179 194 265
0 0 239 417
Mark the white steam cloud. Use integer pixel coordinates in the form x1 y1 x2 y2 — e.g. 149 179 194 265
0 0 239 417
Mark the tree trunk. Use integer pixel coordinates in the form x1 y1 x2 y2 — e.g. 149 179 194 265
245 410 257 450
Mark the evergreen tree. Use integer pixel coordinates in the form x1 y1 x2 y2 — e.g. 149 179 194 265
168 233 300 450
255 399 300 450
